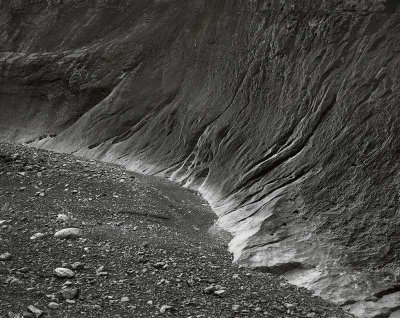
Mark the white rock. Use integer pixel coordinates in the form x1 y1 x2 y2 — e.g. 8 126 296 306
6 276 23 285
53 267 75 278
56 214 69 221
0 252 12 261
28 305 44 317
160 305 173 313
60 287 79 299
204 285 216 294
30 233 45 240
121 296 130 302
214 290 227 297
48 302 60 309
71 262 84 270
54 228 82 239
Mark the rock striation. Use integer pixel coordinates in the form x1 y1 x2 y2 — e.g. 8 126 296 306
1 1 400 317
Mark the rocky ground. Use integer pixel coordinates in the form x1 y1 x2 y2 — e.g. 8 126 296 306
1 1 400 315
0 141 352 318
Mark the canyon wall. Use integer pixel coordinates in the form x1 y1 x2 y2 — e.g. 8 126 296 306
1 0 400 317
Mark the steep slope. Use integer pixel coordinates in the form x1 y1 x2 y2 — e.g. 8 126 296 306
1 1 400 317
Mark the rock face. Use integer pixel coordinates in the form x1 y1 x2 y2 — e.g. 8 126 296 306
1 1 399 317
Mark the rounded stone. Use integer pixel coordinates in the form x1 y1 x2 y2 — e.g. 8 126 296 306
48 302 60 310
0 252 12 261
54 228 82 239
53 267 75 278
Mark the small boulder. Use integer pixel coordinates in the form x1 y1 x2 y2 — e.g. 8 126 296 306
0 252 12 261
54 228 82 239
54 267 75 278
71 262 84 270
27 305 43 317
30 233 45 240
47 302 60 310
56 214 69 222
160 305 174 314
214 289 227 297
60 287 79 300
203 285 216 294
6 276 23 285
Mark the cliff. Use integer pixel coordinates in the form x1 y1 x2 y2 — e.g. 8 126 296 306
1 1 400 317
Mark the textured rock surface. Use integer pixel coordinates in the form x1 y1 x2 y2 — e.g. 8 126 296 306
1 1 400 317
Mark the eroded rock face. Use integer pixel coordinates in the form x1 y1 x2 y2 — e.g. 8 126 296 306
1 1 399 317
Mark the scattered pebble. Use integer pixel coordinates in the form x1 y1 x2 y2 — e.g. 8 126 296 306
160 305 173 313
53 267 75 278
22 310 33 317
6 276 23 285
71 262 84 270
60 287 79 300
30 232 45 240
54 228 82 239
56 214 69 222
214 289 227 297
27 305 43 317
48 302 60 310
0 252 12 261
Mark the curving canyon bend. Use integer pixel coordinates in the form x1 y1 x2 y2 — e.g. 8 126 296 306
0 0 400 317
